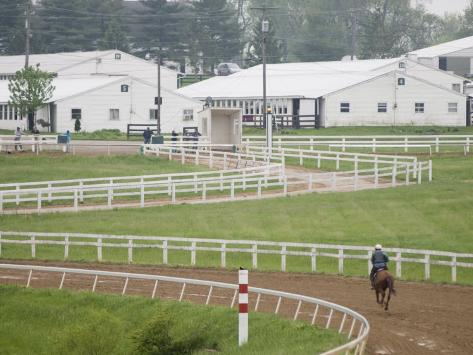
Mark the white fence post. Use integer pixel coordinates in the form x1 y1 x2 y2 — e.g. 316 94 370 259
97 238 102 261
221 243 226 268
338 249 344 274
281 245 287 272
191 242 196 265
252 244 257 269
31 235 36 258
452 256 457 282
37 192 42 213
396 252 402 278
239 269 249 347
64 236 69 259
162 240 168 264
311 248 317 272
424 254 430 280
428 160 432 182
128 239 133 263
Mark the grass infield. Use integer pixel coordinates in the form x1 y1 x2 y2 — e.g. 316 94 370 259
0 286 344 354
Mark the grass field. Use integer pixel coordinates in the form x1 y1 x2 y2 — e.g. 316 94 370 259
0 154 472 284
0 286 343 355
0 154 207 184
244 126 473 136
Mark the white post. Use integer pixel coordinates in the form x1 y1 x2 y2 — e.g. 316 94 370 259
128 239 133 263
336 153 340 170
64 236 69 259
281 245 287 272
97 238 102 261
428 160 432 182
338 249 343 274
424 254 430 280
162 240 168 264
238 269 249 347
452 256 457 282
31 235 36 258
311 247 317 272
396 252 402 278
221 243 226 268
252 244 257 268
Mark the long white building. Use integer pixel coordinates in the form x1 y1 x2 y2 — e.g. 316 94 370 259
177 57 470 127
0 50 206 133
0 76 202 133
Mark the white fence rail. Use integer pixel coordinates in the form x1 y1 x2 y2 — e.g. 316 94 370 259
1 232 471 283
0 263 370 355
243 135 473 153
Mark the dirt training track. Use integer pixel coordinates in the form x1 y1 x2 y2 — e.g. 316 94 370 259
1 260 472 355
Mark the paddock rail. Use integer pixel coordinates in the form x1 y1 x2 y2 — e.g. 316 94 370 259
0 231 470 283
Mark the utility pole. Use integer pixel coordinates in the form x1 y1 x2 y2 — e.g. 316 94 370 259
251 3 278 151
350 11 358 61
25 0 32 68
156 54 162 136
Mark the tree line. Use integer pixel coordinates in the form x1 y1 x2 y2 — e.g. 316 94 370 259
1 0 473 73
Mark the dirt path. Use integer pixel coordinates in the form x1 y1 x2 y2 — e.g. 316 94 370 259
1 260 472 355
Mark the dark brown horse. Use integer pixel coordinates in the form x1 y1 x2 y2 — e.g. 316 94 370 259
373 270 396 311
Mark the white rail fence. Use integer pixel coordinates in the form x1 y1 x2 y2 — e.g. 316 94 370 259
0 263 370 355
0 164 283 213
242 135 473 153
1 232 471 283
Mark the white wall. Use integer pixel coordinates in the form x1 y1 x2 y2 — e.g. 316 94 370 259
323 72 466 127
54 78 201 134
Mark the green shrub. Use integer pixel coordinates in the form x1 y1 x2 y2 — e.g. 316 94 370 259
54 310 123 355
132 311 206 355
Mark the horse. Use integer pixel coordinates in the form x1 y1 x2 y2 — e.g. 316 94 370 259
373 270 396 311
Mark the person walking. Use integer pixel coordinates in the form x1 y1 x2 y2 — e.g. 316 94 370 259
14 127 22 151
65 130 72 153
143 127 152 144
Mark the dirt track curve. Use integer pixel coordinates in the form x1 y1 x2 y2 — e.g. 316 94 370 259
1 260 472 355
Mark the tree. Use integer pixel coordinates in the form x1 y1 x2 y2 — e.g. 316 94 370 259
36 0 123 52
457 0 473 38
8 66 55 129
132 0 188 61
188 0 242 73
99 17 130 51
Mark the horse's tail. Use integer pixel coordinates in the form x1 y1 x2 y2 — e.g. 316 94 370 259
387 276 396 296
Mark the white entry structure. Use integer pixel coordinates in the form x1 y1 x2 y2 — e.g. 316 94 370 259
199 108 242 145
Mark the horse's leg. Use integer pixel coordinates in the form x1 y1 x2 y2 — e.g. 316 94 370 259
376 290 379 304
385 288 391 311
381 289 386 306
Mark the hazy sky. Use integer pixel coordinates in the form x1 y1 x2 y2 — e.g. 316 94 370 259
414 0 470 15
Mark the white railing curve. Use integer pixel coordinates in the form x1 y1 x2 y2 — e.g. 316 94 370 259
0 263 370 354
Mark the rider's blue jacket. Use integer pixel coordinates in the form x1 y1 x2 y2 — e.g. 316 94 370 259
371 250 389 266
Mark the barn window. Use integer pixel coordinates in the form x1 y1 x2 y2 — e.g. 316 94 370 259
398 78 406 86
415 102 425 113
115 53 122 60
71 109 82 120
109 109 120 121
149 109 158 120
399 62 406 69
448 103 458 113
452 84 461 93
183 109 194 121
340 102 350 113
121 84 129 93
378 103 388 113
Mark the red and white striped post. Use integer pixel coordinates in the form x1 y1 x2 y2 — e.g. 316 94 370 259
238 268 249 346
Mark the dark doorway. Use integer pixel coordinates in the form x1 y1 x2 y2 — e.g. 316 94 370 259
292 99 300 129
467 98 472 127
27 112 34 131
439 57 447 71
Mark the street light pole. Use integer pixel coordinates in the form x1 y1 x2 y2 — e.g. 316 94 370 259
251 3 278 152
25 0 31 68
157 56 161 135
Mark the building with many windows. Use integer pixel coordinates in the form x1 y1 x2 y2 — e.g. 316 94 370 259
177 57 469 127
0 76 201 133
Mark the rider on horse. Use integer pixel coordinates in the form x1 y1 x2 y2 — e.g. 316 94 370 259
370 244 389 289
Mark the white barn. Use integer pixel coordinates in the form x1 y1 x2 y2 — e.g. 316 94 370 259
177 57 469 127
408 35 473 78
0 76 202 133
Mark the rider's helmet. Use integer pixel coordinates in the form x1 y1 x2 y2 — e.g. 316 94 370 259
375 244 382 250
